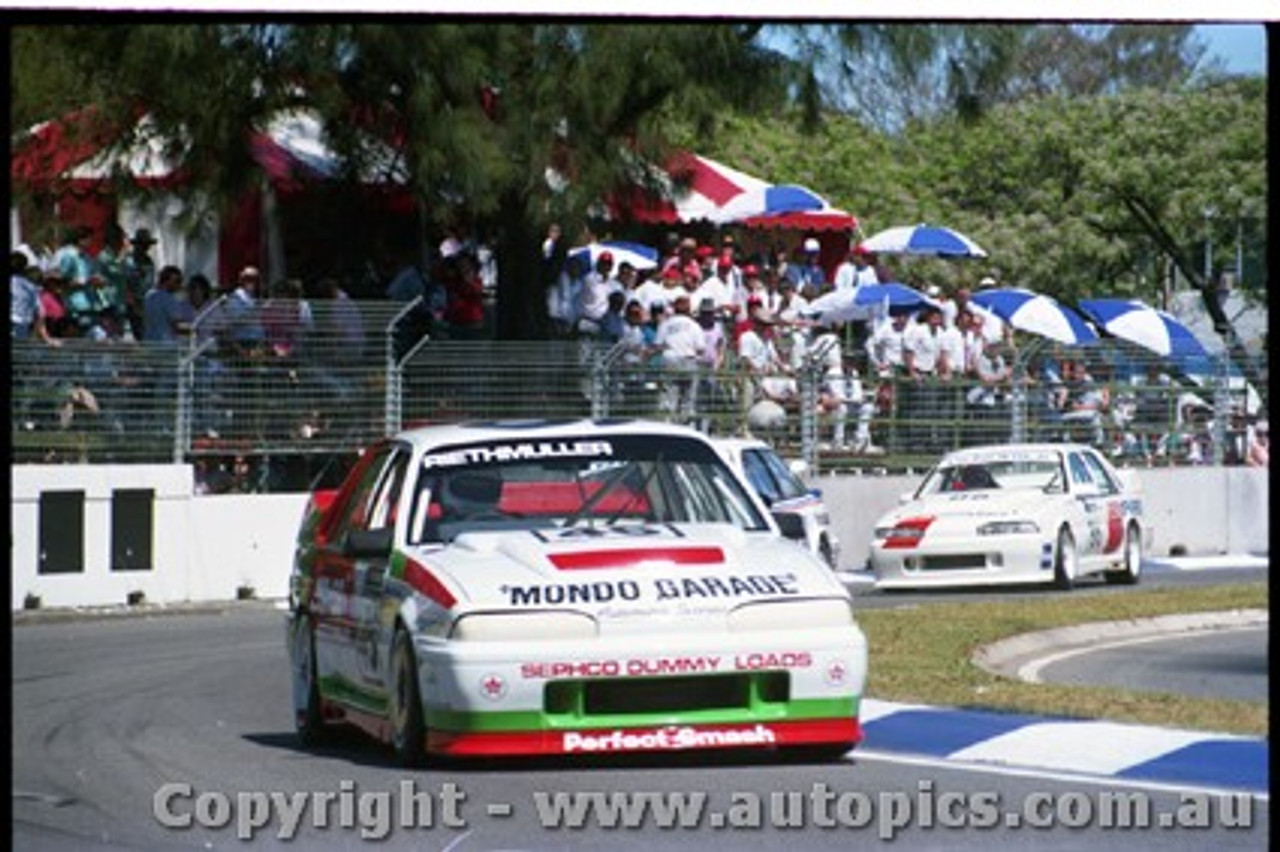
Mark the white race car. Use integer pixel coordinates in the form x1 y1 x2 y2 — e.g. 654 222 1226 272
869 443 1149 590
287 419 867 763
712 437 841 570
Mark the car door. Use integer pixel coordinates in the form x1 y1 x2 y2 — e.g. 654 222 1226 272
311 443 399 701
1065 450 1107 565
1080 449 1127 558
349 446 411 695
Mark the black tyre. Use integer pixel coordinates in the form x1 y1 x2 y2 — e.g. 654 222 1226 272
1052 526 1077 590
1105 522 1142 585
291 613 328 747
389 628 427 767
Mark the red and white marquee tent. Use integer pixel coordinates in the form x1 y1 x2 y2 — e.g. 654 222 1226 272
613 150 856 232
11 108 411 285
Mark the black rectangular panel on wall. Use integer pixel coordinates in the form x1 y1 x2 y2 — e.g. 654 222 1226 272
111 489 155 572
38 490 85 575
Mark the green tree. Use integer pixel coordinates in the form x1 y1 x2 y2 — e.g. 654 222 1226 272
12 22 794 338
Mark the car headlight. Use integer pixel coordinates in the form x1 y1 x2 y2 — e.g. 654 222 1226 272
728 598 854 632
449 611 598 641
977 520 1040 536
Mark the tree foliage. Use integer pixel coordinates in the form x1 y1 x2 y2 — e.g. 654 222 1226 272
9 21 1266 372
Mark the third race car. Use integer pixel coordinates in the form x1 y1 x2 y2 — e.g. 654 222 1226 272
869 443 1149 590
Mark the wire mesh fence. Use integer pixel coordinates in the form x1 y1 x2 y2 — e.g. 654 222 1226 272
11 302 1268 484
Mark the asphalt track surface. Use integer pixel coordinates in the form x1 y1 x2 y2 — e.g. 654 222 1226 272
12 566 1267 851
1032 626 1269 702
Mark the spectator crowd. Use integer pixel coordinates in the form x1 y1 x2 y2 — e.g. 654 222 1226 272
12 219 1266 481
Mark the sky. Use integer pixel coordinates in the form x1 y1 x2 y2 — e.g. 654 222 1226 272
1197 23 1267 74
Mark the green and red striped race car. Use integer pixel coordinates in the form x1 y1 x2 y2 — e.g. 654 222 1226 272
286 418 868 764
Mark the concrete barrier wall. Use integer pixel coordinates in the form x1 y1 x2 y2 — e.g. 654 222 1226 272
12 466 308 610
10 464 1269 610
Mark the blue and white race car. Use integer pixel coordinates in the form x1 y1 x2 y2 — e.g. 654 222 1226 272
870 443 1150 590
713 437 841 570
287 419 868 763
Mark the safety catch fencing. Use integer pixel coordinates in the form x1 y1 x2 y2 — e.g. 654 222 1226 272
10 297 1266 477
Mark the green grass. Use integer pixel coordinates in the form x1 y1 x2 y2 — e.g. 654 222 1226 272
857 582 1269 736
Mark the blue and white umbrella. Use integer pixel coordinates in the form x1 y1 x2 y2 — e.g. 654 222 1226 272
803 281 935 325
969 287 1097 346
711 183 827 224
1077 298 1209 359
854 282 936 310
568 240 659 271
859 224 988 259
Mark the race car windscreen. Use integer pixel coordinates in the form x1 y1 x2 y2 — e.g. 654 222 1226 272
407 435 770 544
917 456 1065 496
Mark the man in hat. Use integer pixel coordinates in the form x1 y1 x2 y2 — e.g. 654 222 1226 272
654 292 706 422
123 227 158 340
695 252 735 316
576 250 618 337
833 243 879 293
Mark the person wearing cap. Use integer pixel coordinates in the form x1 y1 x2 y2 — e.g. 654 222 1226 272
123 227 158 340
737 303 794 405
833 243 879 293
654 292 706 422
785 236 826 300
718 233 743 292
694 252 735 316
576 250 618 336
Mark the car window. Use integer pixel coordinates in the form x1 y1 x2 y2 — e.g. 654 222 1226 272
1067 452 1097 492
1080 451 1119 495
406 434 770 544
330 446 397 541
367 448 410 532
758 448 809 501
740 450 780 504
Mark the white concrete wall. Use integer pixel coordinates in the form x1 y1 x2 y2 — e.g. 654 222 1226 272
12 465 308 610
10 464 1269 610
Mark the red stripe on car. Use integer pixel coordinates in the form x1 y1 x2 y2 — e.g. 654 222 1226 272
549 547 726 570
426 717 862 756
404 558 457 609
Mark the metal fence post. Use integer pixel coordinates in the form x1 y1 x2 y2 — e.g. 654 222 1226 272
385 297 424 436
1212 354 1230 465
174 345 189 464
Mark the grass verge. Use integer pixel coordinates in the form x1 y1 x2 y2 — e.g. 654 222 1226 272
857 582 1268 736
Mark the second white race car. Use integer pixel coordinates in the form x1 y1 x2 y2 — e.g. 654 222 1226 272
870 443 1150 590
712 437 841 571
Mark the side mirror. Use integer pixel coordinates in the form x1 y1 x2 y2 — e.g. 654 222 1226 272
343 527 393 559
789 459 809 477
897 491 914 505
771 511 807 541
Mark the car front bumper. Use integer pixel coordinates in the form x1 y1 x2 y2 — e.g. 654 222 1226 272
413 626 867 757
